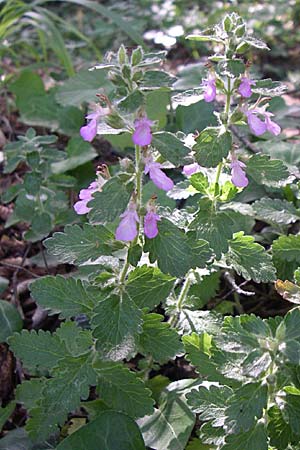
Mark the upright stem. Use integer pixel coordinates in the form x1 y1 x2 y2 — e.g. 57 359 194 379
119 144 143 285
225 76 231 120
169 273 192 327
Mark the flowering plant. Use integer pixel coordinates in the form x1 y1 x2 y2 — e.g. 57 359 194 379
5 12 300 450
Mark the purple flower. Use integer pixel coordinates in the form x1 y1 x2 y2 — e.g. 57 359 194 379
144 211 160 239
202 77 216 102
182 163 201 176
132 117 154 146
80 106 109 142
115 203 139 242
230 159 248 188
265 115 281 136
246 111 267 136
144 158 174 191
74 181 99 215
245 107 281 137
238 77 255 98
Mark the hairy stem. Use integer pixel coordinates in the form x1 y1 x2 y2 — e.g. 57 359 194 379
169 273 192 327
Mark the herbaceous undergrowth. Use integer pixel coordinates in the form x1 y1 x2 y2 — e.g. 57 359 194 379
6 12 300 450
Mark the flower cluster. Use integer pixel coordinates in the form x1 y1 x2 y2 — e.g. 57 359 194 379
245 106 281 137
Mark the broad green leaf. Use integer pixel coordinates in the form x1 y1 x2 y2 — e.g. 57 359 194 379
225 383 267 433
92 293 143 360
51 136 96 174
55 68 113 107
188 272 220 307
222 423 268 450
0 402 16 432
138 387 195 450
126 265 175 310
218 59 245 77
259 141 300 167
244 36 269 50
193 127 232 168
44 223 122 265
16 379 45 410
55 321 93 357
0 300 22 342
175 100 217 134
283 387 300 434
30 275 99 319
253 198 300 226
140 70 176 89
186 384 232 426
8 330 66 371
146 89 169 128
94 360 154 418
88 176 133 224
246 154 291 187
10 70 45 111
58 105 85 135
176 310 222 335
152 132 190 165
26 353 96 441
252 79 288 97
226 232 276 282
56 411 146 450
139 313 183 363
144 218 212 277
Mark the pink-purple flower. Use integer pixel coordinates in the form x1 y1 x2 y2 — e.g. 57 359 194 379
144 157 174 191
115 202 139 242
144 209 160 239
132 117 154 146
230 158 248 188
80 105 109 142
74 176 106 215
182 163 201 176
201 77 216 102
245 106 281 137
238 77 255 98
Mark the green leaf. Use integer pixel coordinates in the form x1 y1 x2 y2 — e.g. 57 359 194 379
193 127 232 168
139 313 183 363
51 137 96 174
190 210 238 259
252 79 287 97
0 277 9 295
186 384 232 426
10 70 45 110
126 265 175 310
272 235 300 265
253 198 300 226
0 402 16 432
92 293 143 361
244 36 269 50
225 383 267 433
0 428 33 450
188 272 220 306
58 105 85 135
88 176 133 224
278 309 300 364
175 100 217 134
8 330 65 371
138 386 195 450
222 423 268 450
0 300 22 342
146 90 169 128
55 68 113 107
44 223 122 265
246 154 291 187
218 59 245 77
144 218 212 277
26 353 96 441
56 411 146 450
283 387 300 435
94 360 154 418
186 439 214 450
55 321 93 357
152 132 190 165
176 310 222 335
268 406 297 450
190 173 209 194
16 379 45 410
141 70 176 89
30 276 100 319
226 232 276 282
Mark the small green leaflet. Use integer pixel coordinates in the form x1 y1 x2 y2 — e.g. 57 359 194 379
94 360 154 418
246 154 291 187
226 232 276 283
44 223 123 265
92 293 143 361
126 265 175 310
193 127 232 167
88 176 133 224
144 218 212 277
